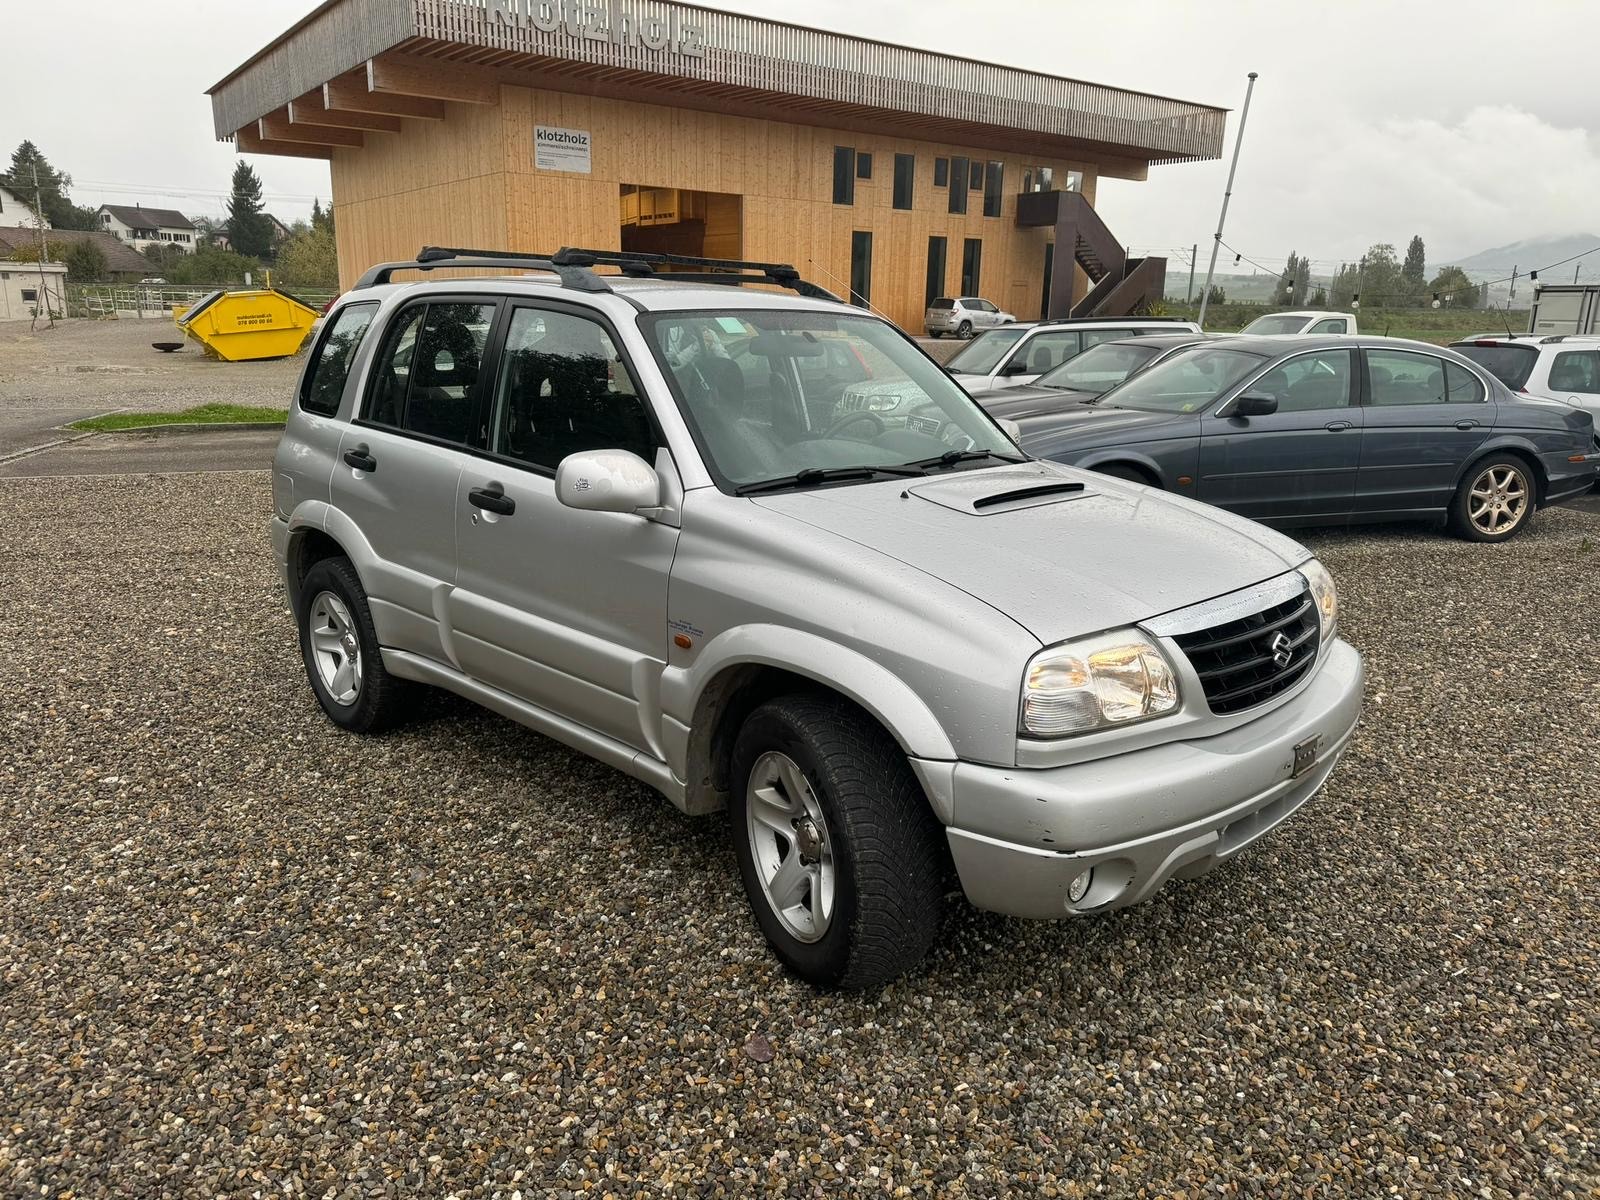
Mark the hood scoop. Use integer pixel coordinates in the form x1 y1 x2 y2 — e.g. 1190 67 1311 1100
907 463 1099 515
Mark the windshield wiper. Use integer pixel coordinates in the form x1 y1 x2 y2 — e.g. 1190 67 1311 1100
906 448 1028 471
734 464 927 496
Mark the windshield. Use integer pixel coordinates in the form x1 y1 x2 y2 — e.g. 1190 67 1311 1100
944 327 1027 374
1034 341 1163 394
1454 343 1536 389
1097 346 1266 413
644 310 1018 490
1239 314 1311 335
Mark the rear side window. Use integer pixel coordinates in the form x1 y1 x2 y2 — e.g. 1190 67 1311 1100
1446 361 1486 403
300 302 377 416
1454 343 1536 390
1548 350 1600 394
366 301 497 443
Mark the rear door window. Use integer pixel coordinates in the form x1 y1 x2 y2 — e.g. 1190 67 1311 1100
1365 349 1448 406
1006 330 1079 375
365 301 497 443
300 301 377 416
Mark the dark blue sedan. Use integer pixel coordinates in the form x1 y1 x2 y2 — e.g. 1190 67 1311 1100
1012 335 1600 541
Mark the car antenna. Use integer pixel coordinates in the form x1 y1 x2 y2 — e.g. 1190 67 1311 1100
1498 303 1514 339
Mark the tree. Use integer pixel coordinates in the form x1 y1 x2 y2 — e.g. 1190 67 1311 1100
1358 243 1402 307
1402 235 1426 286
310 198 334 235
226 162 273 259
3 141 98 229
273 222 338 290
1205 284 1226 306
63 239 108 282
1428 265 1481 310
1310 286 1327 307
1272 251 1300 307
140 243 187 274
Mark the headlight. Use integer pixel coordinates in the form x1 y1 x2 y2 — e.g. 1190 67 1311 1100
1021 631 1179 737
1299 558 1339 643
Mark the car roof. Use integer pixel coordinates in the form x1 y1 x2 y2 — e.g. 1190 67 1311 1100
1103 332 1213 348
1003 317 1198 332
1452 334 1600 348
1200 333 1479 357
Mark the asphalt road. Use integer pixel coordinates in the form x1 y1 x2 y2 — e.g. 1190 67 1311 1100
0 428 281 478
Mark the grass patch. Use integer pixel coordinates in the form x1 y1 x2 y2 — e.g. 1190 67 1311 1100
70 404 288 432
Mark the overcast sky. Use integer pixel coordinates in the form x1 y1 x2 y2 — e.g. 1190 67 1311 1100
7 0 1598 276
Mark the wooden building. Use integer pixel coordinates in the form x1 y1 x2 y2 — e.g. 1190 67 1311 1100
209 0 1225 330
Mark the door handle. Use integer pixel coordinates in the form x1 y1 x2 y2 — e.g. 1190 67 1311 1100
468 484 515 516
1324 420 1353 432
342 445 376 472
1454 419 1480 430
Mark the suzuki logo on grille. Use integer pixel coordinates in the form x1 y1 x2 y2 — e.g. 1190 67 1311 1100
1270 631 1294 669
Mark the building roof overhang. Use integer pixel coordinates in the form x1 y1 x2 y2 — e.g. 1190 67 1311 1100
208 0 1225 177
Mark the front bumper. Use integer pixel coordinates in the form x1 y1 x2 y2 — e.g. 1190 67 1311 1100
931 639 1364 919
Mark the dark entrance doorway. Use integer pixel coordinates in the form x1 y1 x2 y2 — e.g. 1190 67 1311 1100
620 185 743 259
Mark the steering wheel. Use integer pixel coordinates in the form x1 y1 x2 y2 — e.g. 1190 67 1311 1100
821 410 887 439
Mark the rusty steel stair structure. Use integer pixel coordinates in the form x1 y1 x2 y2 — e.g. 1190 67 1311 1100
1018 190 1167 319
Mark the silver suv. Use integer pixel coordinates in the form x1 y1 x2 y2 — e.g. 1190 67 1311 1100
274 247 1364 989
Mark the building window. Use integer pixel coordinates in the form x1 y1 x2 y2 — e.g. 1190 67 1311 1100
948 156 969 215
833 147 856 205
22 288 38 302
969 162 983 190
983 161 1004 217
850 231 873 309
856 152 873 180
892 153 914 211
934 158 948 188
961 238 982 296
925 236 947 308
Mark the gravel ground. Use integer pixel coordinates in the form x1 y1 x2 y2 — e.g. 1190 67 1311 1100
1 471 1598 1198
0 319 298 457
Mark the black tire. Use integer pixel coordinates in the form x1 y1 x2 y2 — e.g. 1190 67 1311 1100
1448 455 1535 542
927 330 942 339
1095 463 1156 486
730 695 947 990
296 556 412 733
956 320 974 340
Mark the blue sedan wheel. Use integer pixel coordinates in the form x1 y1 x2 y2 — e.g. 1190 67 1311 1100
1450 457 1534 542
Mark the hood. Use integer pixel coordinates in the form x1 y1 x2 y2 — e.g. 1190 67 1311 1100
751 461 1307 644
1015 404 1190 449
975 386 1098 421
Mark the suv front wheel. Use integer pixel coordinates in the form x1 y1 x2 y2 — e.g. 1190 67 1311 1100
730 695 947 989
296 556 411 733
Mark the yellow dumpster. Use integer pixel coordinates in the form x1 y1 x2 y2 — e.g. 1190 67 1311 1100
175 287 320 361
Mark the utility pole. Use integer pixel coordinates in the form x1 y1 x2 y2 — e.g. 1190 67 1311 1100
1186 242 1197 305
30 162 54 330
1198 71 1258 328
1509 265 1517 301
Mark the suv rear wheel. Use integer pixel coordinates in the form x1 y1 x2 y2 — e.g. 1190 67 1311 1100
296 556 411 733
1450 456 1534 542
956 320 973 340
730 695 946 989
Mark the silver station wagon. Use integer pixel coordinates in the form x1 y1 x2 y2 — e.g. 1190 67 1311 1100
272 247 1364 989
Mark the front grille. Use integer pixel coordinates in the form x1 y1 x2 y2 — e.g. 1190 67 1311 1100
1172 587 1319 715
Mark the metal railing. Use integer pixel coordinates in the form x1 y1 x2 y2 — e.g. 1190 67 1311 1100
70 283 337 319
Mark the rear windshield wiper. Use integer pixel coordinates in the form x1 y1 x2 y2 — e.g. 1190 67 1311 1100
734 464 927 495
905 448 1028 470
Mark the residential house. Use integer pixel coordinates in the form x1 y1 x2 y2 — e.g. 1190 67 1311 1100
0 183 47 227
213 212 294 253
96 204 197 251
0 226 161 281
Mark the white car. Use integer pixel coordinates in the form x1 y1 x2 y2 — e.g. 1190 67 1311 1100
924 296 1014 339
1234 310 1358 336
1452 334 1600 424
944 317 1202 393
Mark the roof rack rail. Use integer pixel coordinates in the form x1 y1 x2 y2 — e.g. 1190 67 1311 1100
352 245 840 302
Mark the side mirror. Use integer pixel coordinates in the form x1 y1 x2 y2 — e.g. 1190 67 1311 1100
1000 359 1031 377
555 449 661 514
1231 391 1279 417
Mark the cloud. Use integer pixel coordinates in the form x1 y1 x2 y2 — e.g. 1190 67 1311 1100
1102 106 1600 270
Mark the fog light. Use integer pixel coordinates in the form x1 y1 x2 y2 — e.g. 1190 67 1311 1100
1067 869 1093 905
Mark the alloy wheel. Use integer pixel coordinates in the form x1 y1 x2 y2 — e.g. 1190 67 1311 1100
1467 464 1529 536
745 750 836 943
307 590 363 706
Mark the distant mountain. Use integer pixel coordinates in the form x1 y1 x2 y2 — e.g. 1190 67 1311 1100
1442 233 1600 278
